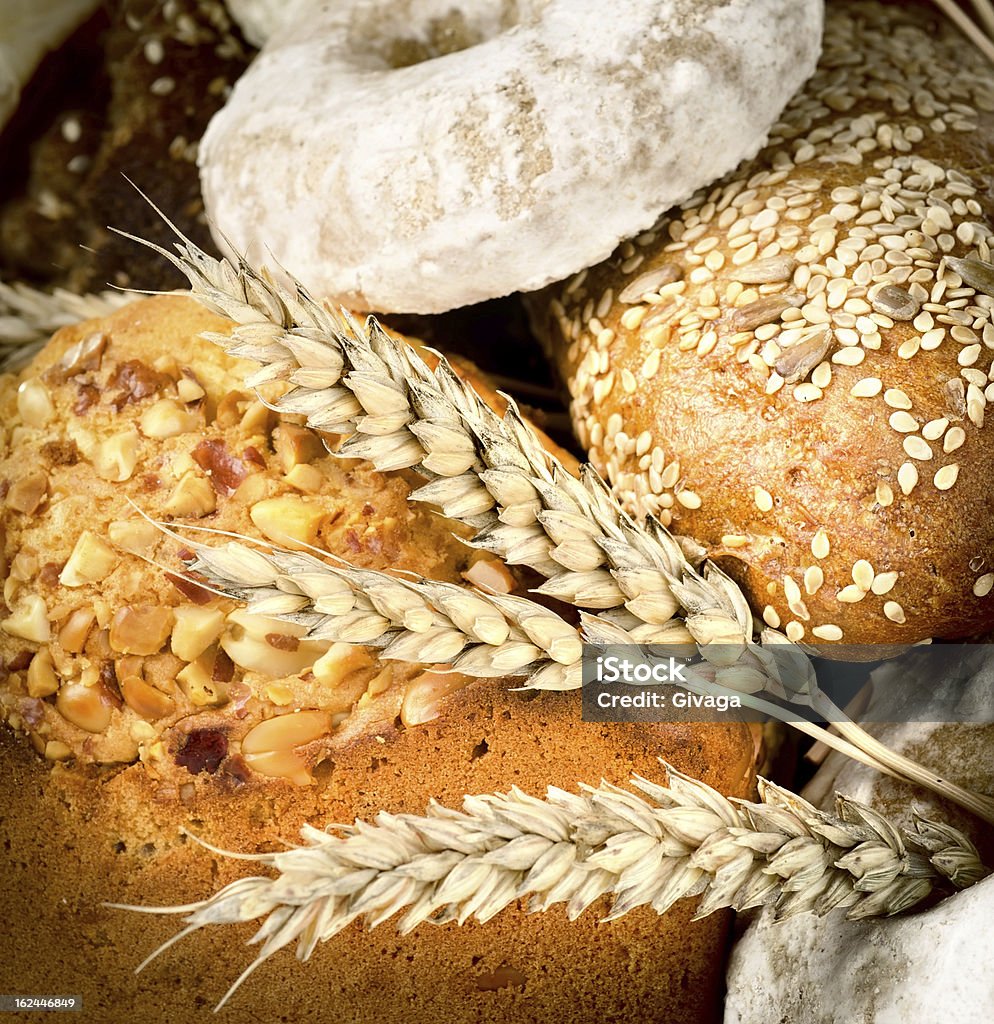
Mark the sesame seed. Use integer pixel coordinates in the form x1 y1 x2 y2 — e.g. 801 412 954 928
903 435 933 459
871 571 899 595
785 621 806 642
921 417 949 441
811 528 830 560
793 382 824 402
722 535 750 547
676 490 702 509
943 426 966 452
890 411 919 433
883 601 906 624
958 344 982 366
876 482 894 506
883 388 912 410
620 306 646 331
763 605 781 628
150 76 176 96
837 584 866 603
974 574 994 598
754 486 774 513
898 462 919 494
832 347 866 365
812 624 844 641
933 463 960 490
852 560 875 591
851 377 883 397
804 565 824 595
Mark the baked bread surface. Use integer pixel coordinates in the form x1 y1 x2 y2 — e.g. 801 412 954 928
543 0 994 647
0 295 756 1023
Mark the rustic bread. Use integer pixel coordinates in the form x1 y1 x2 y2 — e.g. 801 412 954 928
0 296 756 1022
538 0 994 648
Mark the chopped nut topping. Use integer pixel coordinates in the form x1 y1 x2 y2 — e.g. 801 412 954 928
171 606 225 662
59 532 118 588
249 496 326 550
109 606 175 656
91 430 140 483
16 379 54 428
192 439 251 495
6 472 48 514
108 359 170 410
139 399 202 439
164 472 217 517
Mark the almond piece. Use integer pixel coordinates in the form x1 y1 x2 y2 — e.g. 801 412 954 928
57 682 113 733
220 610 327 677
16 379 54 428
171 606 225 662
164 472 217 517
139 399 201 439
26 648 59 698
58 608 96 653
59 532 119 588
2 595 51 642
6 472 48 514
249 496 326 550
176 653 229 707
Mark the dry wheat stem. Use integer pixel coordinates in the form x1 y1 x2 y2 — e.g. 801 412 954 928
116 220 994 826
0 279 131 371
108 762 988 1011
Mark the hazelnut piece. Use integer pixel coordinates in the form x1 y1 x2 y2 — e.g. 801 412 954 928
109 606 174 656
92 430 140 483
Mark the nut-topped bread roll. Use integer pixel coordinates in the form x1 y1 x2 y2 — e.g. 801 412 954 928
540 0 994 648
0 296 756 1022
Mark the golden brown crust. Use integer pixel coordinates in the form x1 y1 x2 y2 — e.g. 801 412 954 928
0 296 756 1022
542 0 994 647
0 685 755 1024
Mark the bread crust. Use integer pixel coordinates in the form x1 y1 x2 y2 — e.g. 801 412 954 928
542 0 994 648
0 295 756 1022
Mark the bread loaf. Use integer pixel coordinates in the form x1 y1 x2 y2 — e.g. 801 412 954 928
540 0 994 648
0 296 756 1022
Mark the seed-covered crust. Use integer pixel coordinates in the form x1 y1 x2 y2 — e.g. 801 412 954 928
0 295 756 1023
541 0 994 647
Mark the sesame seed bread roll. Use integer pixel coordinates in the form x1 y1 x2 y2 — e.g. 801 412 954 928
0 296 756 1023
540 0 994 649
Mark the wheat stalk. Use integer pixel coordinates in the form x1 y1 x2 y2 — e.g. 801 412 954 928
108 761 988 1011
0 280 131 371
118 219 994 826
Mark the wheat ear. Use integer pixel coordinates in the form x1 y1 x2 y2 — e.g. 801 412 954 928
108 762 988 1011
0 279 131 371
118 221 994 825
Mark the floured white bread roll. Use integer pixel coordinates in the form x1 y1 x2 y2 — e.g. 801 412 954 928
0 0 100 130
541 0 994 648
200 0 823 313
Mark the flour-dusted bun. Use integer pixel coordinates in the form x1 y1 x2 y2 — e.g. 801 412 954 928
0 296 756 1022
539 0 994 649
199 0 823 314
0 0 99 130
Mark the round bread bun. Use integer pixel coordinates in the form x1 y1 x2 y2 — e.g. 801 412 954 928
199 0 823 314
0 296 756 1022
538 0 994 649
